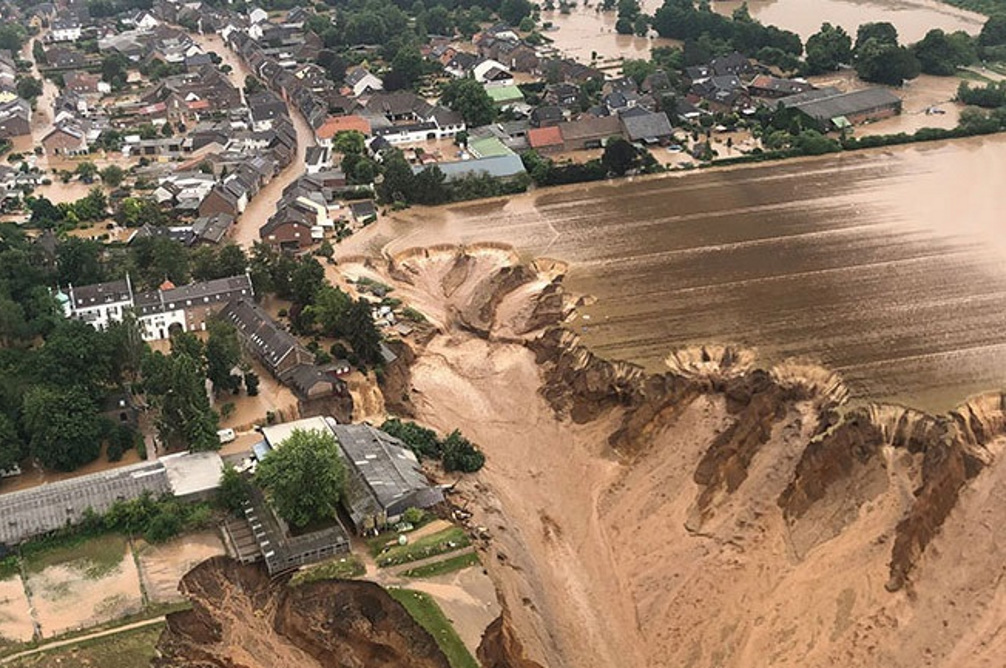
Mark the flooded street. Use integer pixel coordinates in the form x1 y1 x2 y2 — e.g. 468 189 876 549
342 135 1006 412
193 34 314 248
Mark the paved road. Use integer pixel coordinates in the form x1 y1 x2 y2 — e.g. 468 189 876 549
0 616 166 665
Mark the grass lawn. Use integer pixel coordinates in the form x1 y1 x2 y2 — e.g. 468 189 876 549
402 551 480 579
387 588 478 668
375 527 470 568
957 68 993 83
5 623 163 668
22 533 128 580
290 554 366 585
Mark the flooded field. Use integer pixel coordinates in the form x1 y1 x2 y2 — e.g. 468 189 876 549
543 0 986 62
136 531 226 604
344 135 1006 412
712 0 985 43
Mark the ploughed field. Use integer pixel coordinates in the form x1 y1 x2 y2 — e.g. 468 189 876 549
378 136 1006 412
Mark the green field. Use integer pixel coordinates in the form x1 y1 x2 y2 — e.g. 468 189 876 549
387 588 478 668
290 554 366 585
5 623 163 668
22 533 128 580
375 527 470 568
402 551 480 579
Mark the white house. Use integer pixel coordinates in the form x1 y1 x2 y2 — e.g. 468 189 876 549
345 66 384 97
49 18 83 43
62 274 255 341
248 6 269 25
473 59 514 87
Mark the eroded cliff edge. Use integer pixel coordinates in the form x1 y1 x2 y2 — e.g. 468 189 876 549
367 245 1006 668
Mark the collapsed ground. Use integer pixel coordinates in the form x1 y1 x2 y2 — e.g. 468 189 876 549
336 244 1006 668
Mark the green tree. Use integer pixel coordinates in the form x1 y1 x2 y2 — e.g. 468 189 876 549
855 38 920 85
115 196 165 228
0 25 27 53
100 53 130 89
217 244 248 277
805 22 852 74
22 385 103 471
290 257 325 306
386 45 425 91
979 14 1006 47
74 161 99 183
500 0 533 25
56 237 105 287
440 78 496 127
912 29 975 76
100 165 126 188
143 344 219 452
310 284 352 336
206 319 241 395
621 59 656 85
218 465 251 512
0 412 24 473
255 428 346 527
345 298 383 366
855 22 899 51
16 76 42 102
332 130 366 155
601 138 641 176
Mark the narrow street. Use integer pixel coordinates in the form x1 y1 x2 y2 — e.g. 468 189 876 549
191 32 316 249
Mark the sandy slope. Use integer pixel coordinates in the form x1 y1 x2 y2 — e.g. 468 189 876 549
355 246 1006 668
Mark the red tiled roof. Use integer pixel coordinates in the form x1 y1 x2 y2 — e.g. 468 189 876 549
528 126 563 148
316 115 372 139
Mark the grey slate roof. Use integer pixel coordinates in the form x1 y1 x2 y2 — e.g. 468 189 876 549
330 424 443 528
70 278 131 307
416 154 526 181
779 87 902 122
620 110 674 142
0 461 171 545
220 298 313 371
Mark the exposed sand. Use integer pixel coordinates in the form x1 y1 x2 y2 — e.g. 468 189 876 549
27 546 144 637
355 246 1006 668
0 576 33 644
136 531 227 604
408 567 502 655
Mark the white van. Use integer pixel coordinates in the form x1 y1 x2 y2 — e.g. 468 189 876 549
217 428 236 444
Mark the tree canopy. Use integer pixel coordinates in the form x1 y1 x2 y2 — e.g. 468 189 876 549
255 428 346 528
804 22 852 74
440 78 496 127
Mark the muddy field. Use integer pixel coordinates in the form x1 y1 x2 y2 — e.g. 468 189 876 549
136 532 227 604
24 535 144 638
0 576 33 645
338 135 1006 413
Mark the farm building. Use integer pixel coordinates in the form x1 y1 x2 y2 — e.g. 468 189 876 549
778 87 902 130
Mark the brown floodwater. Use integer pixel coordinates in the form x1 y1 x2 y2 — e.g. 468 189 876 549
351 136 1006 412
543 0 985 62
712 0 985 43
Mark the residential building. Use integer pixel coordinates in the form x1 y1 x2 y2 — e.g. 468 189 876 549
619 110 674 145
345 66 383 97
49 17 82 43
62 274 254 341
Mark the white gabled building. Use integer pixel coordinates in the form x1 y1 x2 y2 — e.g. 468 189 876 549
61 274 255 341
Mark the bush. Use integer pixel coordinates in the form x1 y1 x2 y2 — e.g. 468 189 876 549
244 372 260 396
403 507 426 525
143 511 182 543
441 430 485 473
106 441 124 462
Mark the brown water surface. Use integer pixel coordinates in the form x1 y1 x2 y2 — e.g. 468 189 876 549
712 0 985 42
349 136 1006 412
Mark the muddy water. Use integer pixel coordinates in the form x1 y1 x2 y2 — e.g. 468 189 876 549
544 0 985 62
355 136 1006 412
712 0 986 43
